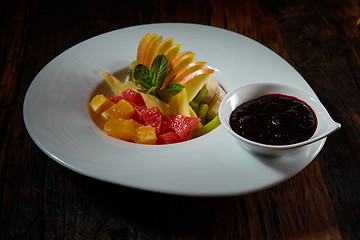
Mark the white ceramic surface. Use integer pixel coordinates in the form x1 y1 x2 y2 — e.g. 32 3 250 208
219 82 341 157
24 23 328 196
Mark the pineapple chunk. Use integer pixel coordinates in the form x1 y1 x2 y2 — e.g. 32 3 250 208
100 70 138 95
167 88 191 117
140 92 171 117
99 70 172 117
89 94 114 114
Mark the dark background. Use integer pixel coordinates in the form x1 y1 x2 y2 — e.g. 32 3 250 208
1 0 359 239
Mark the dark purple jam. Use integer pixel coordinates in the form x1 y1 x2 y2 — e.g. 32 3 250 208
229 94 317 145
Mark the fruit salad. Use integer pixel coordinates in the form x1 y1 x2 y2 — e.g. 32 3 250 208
89 33 225 144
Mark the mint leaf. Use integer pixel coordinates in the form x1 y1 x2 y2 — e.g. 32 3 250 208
134 64 152 88
157 83 184 101
151 54 168 89
132 55 183 101
134 64 149 79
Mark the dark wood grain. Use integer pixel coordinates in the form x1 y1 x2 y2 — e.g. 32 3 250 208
1 0 359 239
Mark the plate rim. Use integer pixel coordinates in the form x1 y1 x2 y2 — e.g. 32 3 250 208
23 23 326 197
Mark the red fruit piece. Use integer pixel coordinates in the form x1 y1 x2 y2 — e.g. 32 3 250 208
122 89 146 107
107 96 123 104
165 115 201 141
157 131 182 144
137 107 163 134
132 105 146 125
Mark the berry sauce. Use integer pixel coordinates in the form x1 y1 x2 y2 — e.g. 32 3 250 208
229 94 317 145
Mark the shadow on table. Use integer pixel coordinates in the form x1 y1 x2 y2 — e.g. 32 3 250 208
80 176 250 239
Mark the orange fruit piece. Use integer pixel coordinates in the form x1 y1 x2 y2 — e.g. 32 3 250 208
101 99 135 121
134 126 157 144
103 118 143 141
89 94 114 114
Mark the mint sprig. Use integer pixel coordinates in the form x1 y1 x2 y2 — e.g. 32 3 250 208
157 83 184 100
133 54 184 101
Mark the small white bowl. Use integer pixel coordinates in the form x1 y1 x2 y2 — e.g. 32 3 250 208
219 82 341 157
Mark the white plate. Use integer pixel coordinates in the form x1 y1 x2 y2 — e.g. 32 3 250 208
23 23 326 196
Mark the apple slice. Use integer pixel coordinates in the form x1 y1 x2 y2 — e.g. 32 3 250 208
206 85 226 121
137 33 159 66
178 68 215 102
168 51 192 67
136 33 151 64
202 75 219 104
142 34 163 68
163 51 196 87
163 44 181 64
138 33 158 65
153 38 174 58
169 61 207 85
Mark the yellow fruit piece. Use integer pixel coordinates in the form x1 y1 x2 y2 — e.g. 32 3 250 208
137 33 151 64
189 106 198 118
154 38 174 59
140 92 171 117
167 88 191 117
89 94 114 114
101 99 135 121
164 44 181 64
100 70 138 96
164 51 196 87
140 34 160 67
103 118 142 141
134 126 157 145
169 61 206 85
143 35 163 68
179 68 215 102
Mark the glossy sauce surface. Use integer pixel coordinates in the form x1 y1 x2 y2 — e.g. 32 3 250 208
229 94 317 145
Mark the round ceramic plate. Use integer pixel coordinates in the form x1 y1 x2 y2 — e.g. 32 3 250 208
23 23 326 196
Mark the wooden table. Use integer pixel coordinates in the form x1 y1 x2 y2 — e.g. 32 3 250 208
1 0 359 239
